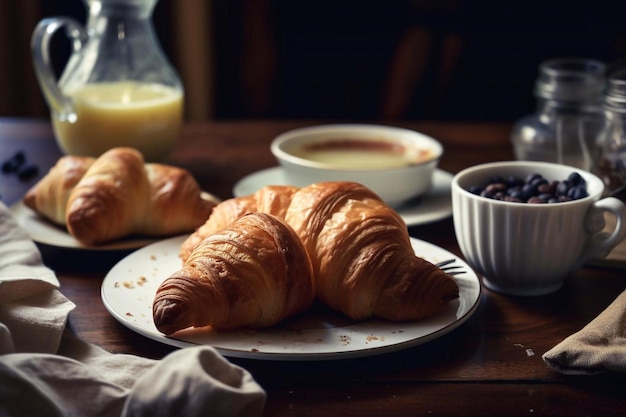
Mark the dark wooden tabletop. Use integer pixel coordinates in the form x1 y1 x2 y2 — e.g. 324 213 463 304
1 117 625 417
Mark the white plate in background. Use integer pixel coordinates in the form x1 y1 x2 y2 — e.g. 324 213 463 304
10 201 156 251
233 167 453 227
9 191 220 251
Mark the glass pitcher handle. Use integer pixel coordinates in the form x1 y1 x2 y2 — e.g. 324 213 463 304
31 17 88 116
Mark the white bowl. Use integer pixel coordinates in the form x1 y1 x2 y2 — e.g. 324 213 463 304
452 161 626 296
270 124 443 207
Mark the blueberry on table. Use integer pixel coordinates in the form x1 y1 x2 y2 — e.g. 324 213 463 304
2 150 26 173
1 150 39 182
18 165 39 182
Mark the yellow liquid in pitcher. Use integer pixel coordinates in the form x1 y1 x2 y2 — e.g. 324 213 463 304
53 81 183 162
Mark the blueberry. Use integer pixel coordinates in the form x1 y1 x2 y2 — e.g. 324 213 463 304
485 183 507 194
567 172 585 187
556 181 569 196
1 151 25 173
468 185 483 195
17 165 39 182
466 171 588 204
2 160 19 174
530 177 548 187
489 175 506 184
567 185 588 200
525 173 543 184
507 188 526 201
506 175 524 187
537 183 552 194
506 186 520 196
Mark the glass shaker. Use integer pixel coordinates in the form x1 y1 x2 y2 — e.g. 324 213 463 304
592 68 626 198
511 58 606 170
31 0 184 162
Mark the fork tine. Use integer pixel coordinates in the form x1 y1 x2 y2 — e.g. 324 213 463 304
440 265 464 271
435 259 456 268
435 258 467 276
441 266 465 273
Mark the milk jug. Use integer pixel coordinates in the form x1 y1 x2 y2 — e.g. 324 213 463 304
32 0 184 162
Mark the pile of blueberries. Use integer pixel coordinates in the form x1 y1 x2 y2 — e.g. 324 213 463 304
467 172 589 203
2 151 39 182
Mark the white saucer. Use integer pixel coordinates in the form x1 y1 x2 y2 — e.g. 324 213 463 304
233 167 453 227
10 201 157 251
9 191 221 251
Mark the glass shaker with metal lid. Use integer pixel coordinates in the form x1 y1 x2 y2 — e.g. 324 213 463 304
592 68 626 198
511 57 606 170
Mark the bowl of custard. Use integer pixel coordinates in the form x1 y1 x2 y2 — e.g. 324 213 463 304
270 124 443 207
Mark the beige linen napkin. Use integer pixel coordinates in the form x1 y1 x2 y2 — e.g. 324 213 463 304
542 289 626 375
0 198 72 354
0 201 266 416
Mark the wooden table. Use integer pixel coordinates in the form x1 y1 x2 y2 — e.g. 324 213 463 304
2 117 625 417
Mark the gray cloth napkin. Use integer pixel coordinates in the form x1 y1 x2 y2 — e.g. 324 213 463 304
0 201 266 416
542 289 626 375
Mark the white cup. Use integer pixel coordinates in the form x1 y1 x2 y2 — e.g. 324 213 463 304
452 161 626 296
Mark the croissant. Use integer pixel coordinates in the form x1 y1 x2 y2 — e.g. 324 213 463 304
182 181 459 322
179 185 299 261
153 212 315 334
23 155 95 225
24 147 217 245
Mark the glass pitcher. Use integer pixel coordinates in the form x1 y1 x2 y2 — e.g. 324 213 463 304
31 0 184 162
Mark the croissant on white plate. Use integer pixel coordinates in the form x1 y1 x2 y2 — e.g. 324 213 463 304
181 181 460 323
153 212 315 334
179 185 299 261
23 147 217 246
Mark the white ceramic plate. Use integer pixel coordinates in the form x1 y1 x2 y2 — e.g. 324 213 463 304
9 201 156 251
233 167 453 227
101 235 481 361
9 191 220 251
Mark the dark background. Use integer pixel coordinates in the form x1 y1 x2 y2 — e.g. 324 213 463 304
2 0 626 122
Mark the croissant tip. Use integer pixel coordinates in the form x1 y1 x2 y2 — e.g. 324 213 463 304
153 299 192 335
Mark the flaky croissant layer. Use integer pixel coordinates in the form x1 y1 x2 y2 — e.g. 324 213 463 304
177 181 459 325
153 213 315 334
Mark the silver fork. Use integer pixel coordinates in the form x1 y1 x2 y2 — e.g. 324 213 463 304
435 259 466 276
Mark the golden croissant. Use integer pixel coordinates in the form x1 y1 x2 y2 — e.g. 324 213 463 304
153 212 315 334
181 181 459 323
179 185 299 261
23 147 217 245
